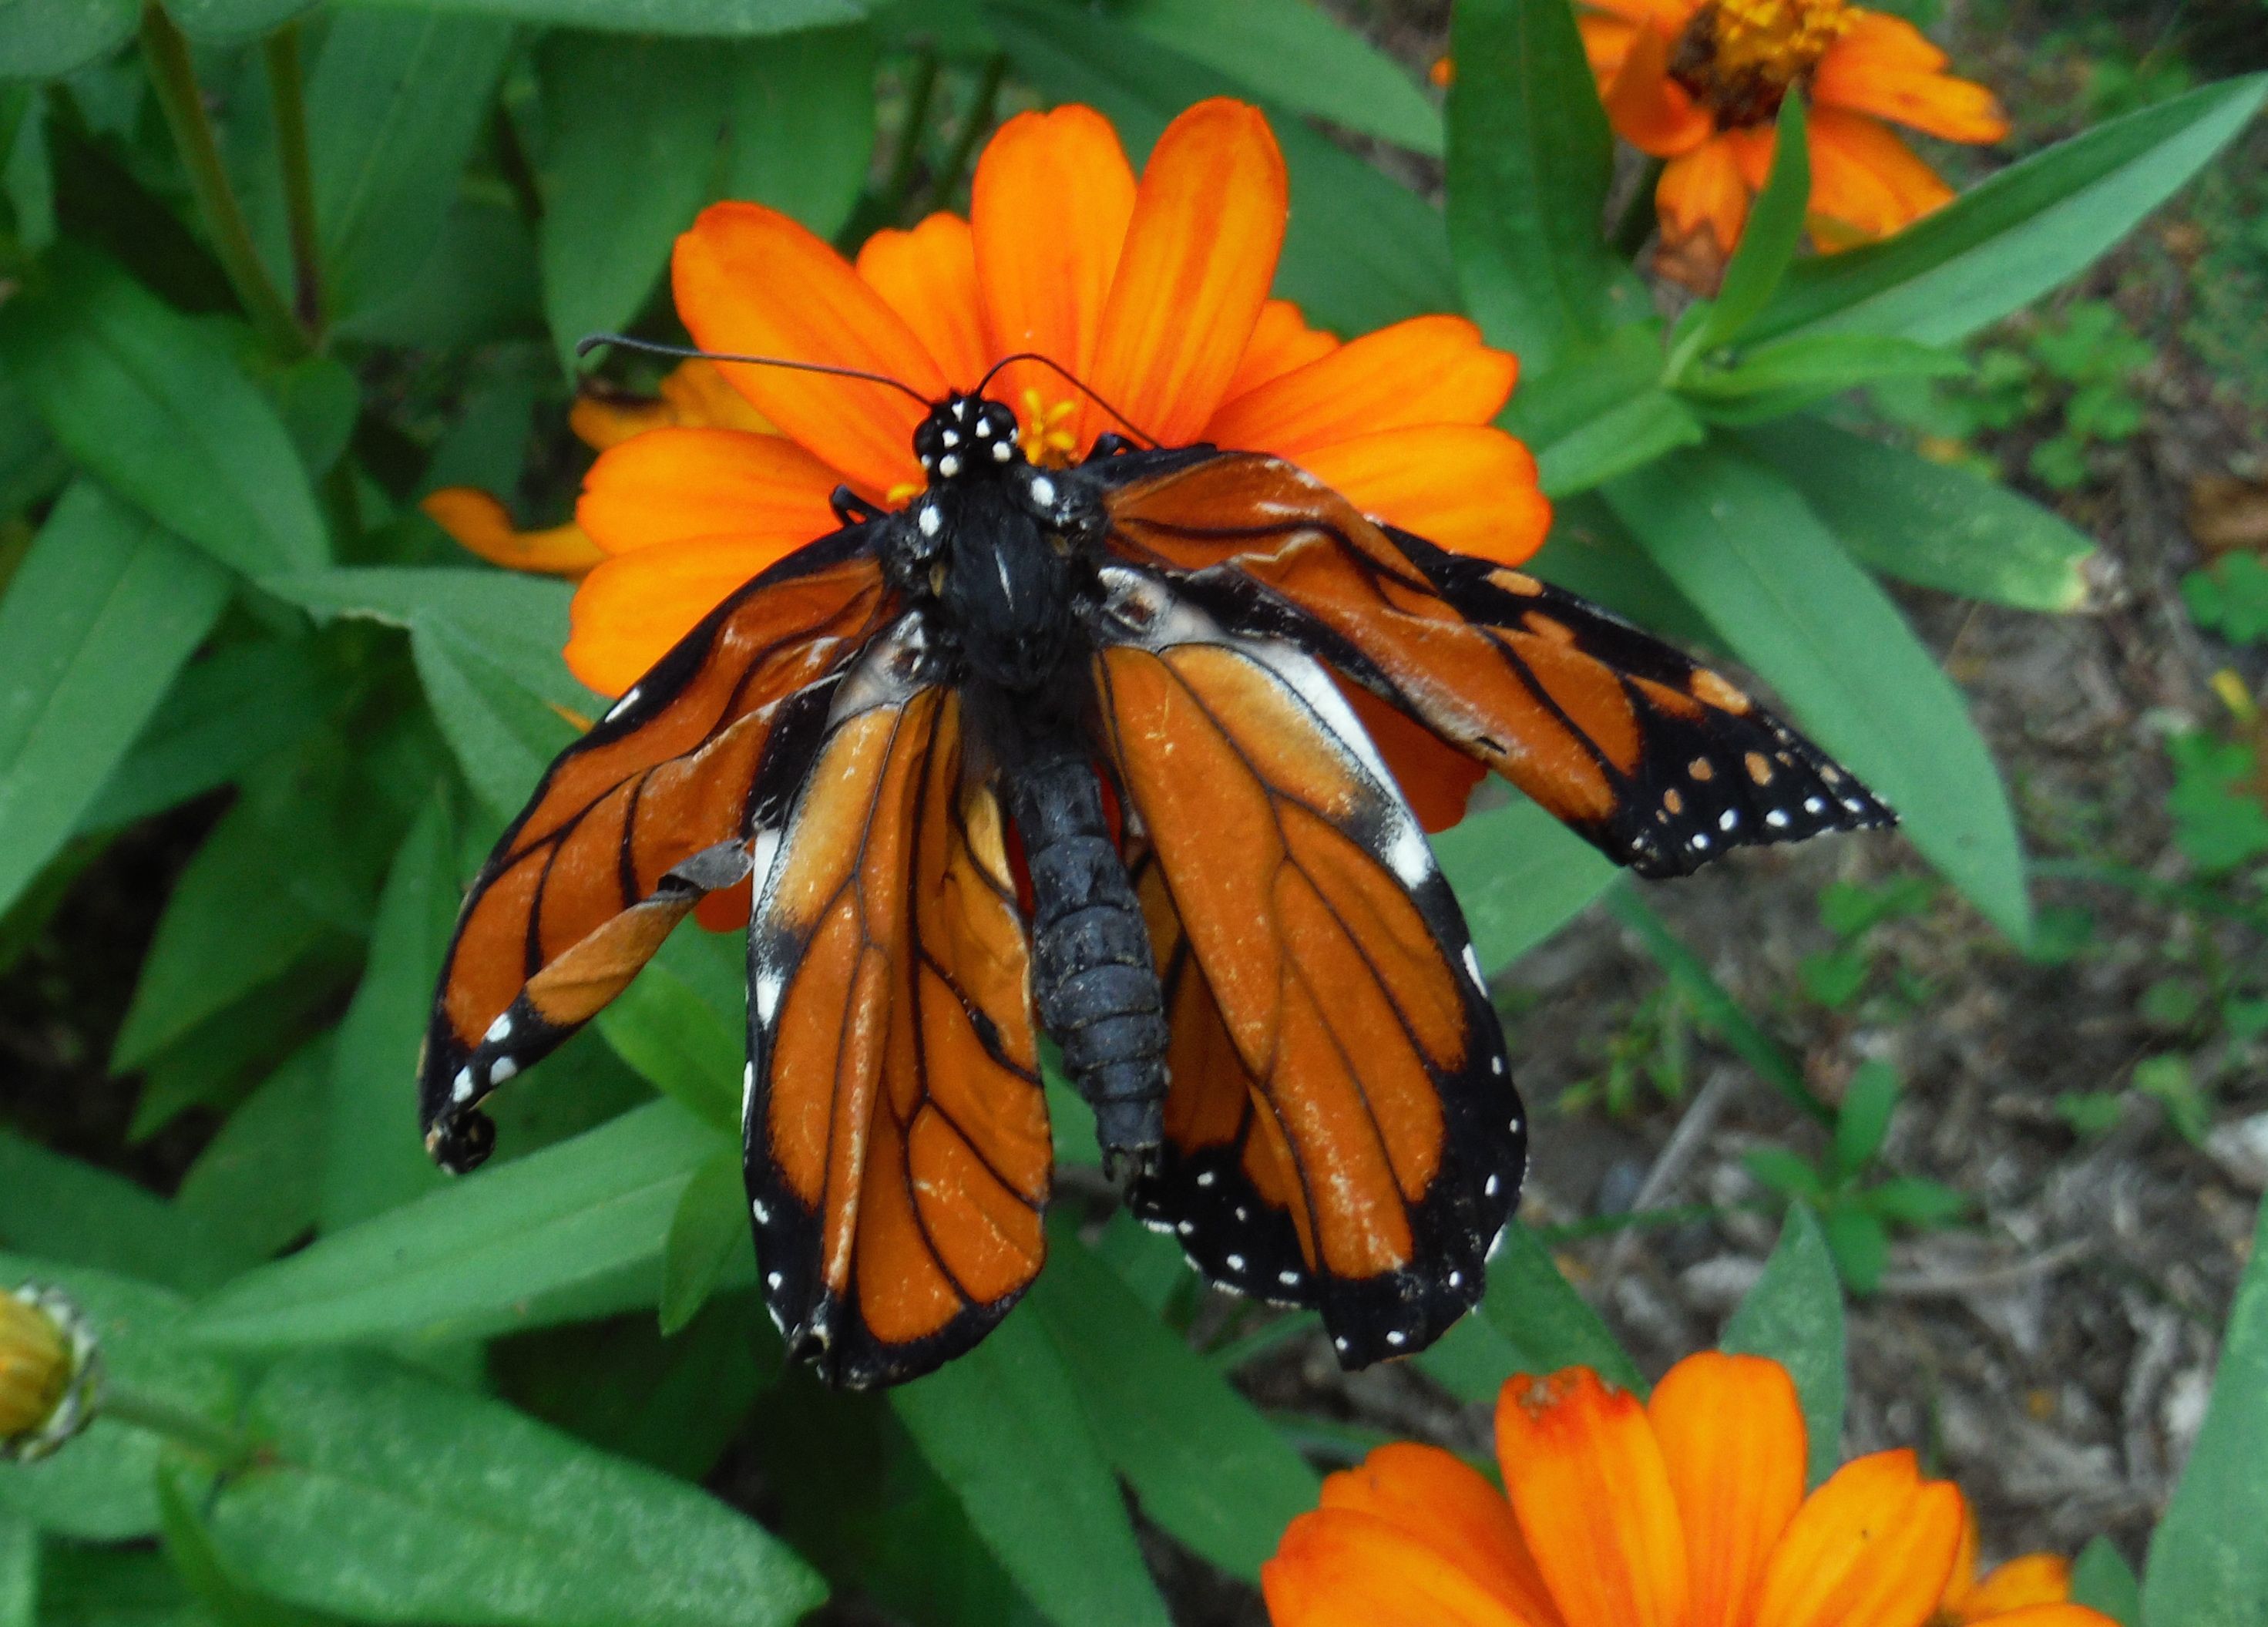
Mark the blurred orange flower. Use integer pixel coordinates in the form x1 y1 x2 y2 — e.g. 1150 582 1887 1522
428 97 1547 699
1579 0 2008 285
1262 1352 2117 1627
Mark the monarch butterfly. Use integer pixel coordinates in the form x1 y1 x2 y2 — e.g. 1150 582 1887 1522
418 346 1891 1388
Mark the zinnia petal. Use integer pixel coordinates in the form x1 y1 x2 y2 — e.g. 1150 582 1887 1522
422 488 604 577
1806 109 1953 243
1578 14 1641 81
565 537 790 694
1291 426 1550 567
1814 15 2010 143
1648 1353 1809 1627
1336 678 1488 835
1223 298 1340 402
576 427 843 557
1967 1610 2122 1627
1603 24 1714 158
570 359 778 451
1205 315 1517 460
972 105 1137 426
1089 98 1288 449
1496 1369 1691 1627
1264 1508 1553 1627
858 213 991 389
1948 1553 2074 1619
1315 1443 1565 1625
673 201 946 497
1658 134 1752 256
1752 1449 1964 1627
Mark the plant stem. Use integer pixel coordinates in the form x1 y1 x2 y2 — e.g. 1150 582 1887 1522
100 1382 258 1473
922 52 1007 215
139 3 309 359
264 21 322 338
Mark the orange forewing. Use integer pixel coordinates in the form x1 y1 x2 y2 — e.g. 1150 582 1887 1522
420 546 888 1170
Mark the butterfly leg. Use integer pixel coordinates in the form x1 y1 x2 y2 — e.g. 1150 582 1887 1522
1006 751 1170 1178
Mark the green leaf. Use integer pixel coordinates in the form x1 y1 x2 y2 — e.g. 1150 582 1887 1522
1028 1226 1320 1582
324 800 459 1230
658 1151 750 1336
1443 0 1641 371
201 1350 825 1627
307 10 515 324
983 0 1454 337
0 247 327 577
1118 0 1441 156
1863 1175 1967 1227
0 1253 237 1541
2143 1195 2268 1625
1751 74 2268 348
32 1545 201 1627
1605 442 2031 941
1512 324 1706 499
1819 1205 1888 1294
165 0 318 41
1689 93 1810 356
540 34 733 370
176 1036 331 1266
1737 418 2094 611
80 637 330 832
2070 1537 2141 1625
334 193 543 350
0 1135 219 1293
1418 1220 1642 1400
189 1101 727 1351
1830 1060 1899 1177
0 0 136 78
262 567 600 817
110 796 340 1071
0 482 229 916
155 1468 337 1627
1432 792 1615 973
0 1512 29 1627
892 1309 1172 1627
721 25 876 240
1745 1146 1826 1201
357 0 859 31
1679 334 1966 411
1720 1204 1846 1485
597 926 747 1135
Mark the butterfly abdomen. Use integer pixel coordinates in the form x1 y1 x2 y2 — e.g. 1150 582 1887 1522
1006 752 1168 1173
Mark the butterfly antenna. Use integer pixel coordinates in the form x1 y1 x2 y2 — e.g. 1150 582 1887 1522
576 332 934 408
976 351 1158 449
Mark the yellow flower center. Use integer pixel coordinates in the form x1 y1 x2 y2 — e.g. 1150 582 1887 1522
1019 389 1080 467
1673 0 1856 125
0 1289 74 1454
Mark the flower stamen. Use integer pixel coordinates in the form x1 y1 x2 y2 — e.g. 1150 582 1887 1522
1672 0 1856 125
1019 389 1081 466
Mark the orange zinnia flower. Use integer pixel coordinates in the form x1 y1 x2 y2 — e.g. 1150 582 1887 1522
1579 0 2008 284
1262 1352 2117 1627
432 97 1546 701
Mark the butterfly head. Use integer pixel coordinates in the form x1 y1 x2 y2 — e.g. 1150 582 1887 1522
914 395 1024 485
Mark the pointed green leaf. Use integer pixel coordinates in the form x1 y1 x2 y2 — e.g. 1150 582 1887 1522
202 1351 825 1627
1605 442 2031 940
1720 1205 1847 1485
1752 75 2268 348
1120 0 1441 156
2070 1538 2140 1625
1029 1227 1319 1582
0 482 229 916
1689 93 1809 356
721 25 875 240
540 34 732 369
893 1309 1171 1627
1419 1220 1642 1399
324 800 459 1230
176 1037 331 1266
1735 418 2094 612
1444 0 1642 371
307 10 514 324
0 247 326 576
658 1152 750 1336
189 1102 727 1351
2142 1195 2268 1626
